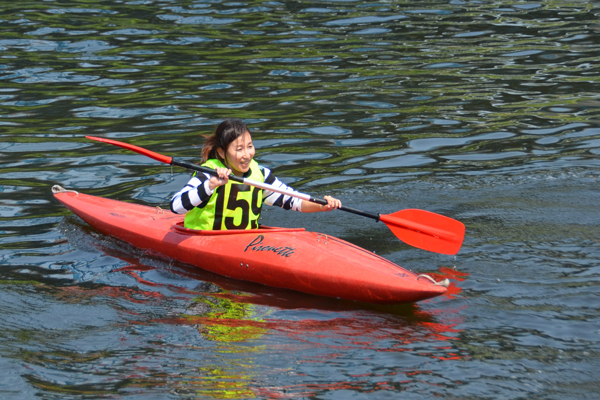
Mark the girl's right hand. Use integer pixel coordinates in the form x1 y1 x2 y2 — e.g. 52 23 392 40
208 167 231 191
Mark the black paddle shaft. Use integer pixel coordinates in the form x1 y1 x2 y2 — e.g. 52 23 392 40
172 158 246 183
171 158 381 222
308 197 380 221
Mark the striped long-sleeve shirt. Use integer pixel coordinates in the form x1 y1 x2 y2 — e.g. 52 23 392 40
170 164 303 215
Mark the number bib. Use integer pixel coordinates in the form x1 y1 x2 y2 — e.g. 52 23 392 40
184 159 263 230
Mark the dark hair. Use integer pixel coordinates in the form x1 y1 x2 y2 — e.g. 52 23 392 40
201 119 251 163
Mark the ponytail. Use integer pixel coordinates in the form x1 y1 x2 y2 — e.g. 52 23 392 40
201 119 250 163
200 135 220 163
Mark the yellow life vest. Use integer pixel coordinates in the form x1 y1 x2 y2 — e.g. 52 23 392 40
184 159 263 230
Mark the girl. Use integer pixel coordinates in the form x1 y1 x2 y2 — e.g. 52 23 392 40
170 119 341 230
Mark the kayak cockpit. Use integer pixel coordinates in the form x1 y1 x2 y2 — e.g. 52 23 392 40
171 221 306 236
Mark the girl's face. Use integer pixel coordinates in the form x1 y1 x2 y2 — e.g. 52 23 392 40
218 131 255 176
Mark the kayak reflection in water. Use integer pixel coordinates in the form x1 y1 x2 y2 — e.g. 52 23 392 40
170 119 341 230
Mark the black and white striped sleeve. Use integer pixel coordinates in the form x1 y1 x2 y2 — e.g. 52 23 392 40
170 172 214 214
260 166 303 211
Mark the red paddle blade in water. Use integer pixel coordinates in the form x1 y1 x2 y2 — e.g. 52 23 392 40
86 136 173 165
379 209 465 255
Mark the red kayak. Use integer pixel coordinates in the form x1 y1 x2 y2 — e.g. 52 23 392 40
52 186 448 304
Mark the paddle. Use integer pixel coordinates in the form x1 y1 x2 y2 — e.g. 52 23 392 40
86 136 465 255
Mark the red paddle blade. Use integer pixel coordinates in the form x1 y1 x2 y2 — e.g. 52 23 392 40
86 136 173 165
379 209 465 255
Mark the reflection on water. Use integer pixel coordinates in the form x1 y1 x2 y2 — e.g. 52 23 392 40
1 0 599 399
5 220 464 398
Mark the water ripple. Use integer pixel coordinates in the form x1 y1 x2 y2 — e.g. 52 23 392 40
1 1 599 398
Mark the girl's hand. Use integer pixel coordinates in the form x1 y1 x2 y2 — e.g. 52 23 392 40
208 167 231 191
320 195 342 212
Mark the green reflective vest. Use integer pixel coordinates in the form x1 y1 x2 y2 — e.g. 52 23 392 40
184 159 263 230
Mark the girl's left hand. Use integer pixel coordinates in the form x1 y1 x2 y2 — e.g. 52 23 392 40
321 195 342 212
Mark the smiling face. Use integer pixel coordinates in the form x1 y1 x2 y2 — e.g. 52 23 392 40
217 131 255 176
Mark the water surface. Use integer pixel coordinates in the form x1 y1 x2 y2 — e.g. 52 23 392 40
1 1 599 399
